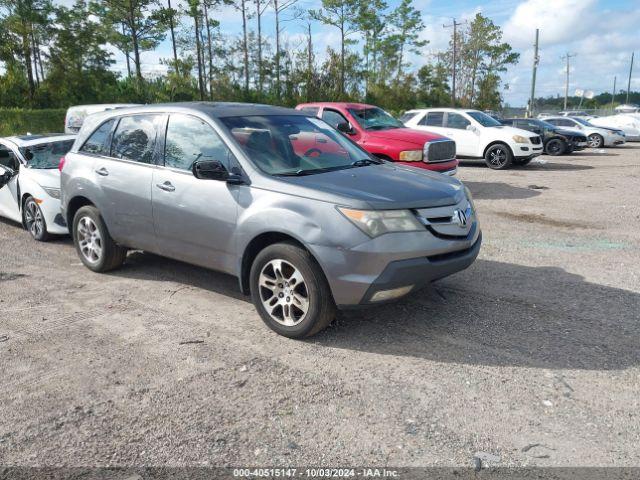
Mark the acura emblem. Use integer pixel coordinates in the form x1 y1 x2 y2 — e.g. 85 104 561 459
452 209 468 228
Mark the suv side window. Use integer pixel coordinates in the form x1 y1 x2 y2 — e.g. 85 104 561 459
164 114 235 171
420 112 444 127
446 113 471 129
111 115 159 164
80 119 115 155
322 109 349 129
299 107 320 116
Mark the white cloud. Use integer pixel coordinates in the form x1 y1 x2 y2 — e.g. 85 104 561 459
503 0 597 48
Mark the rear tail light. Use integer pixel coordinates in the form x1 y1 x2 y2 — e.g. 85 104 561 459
58 156 66 172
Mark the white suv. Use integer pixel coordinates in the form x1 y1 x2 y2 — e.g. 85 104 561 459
402 108 543 169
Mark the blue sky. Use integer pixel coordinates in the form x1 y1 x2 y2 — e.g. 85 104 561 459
29 0 640 105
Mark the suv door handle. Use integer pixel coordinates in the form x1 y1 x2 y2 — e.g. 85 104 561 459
156 181 175 192
95 167 109 176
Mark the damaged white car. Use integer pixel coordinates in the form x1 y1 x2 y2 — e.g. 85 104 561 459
0 134 75 241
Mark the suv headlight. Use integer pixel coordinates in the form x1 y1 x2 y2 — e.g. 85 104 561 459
398 150 423 161
338 208 423 237
42 186 61 199
512 135 530 144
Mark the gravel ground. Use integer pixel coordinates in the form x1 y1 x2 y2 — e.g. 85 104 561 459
0 145 639 470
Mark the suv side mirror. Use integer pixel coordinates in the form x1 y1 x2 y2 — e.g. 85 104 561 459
193 159 229 181
336 122 355 135
192 159 245 184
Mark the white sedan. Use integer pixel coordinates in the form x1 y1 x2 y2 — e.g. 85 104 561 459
589 114 640 142
0 134 75 241
402 108 543 169
543 117 626 148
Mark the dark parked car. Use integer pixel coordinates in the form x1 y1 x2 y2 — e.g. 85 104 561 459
500 118 588 155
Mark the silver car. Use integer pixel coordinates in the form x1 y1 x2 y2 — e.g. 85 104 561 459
61 103 481 338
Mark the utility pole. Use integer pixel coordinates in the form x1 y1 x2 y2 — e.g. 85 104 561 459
561 52 577 110
528 29 540 118
626 52 634 104
443 18 466 107
611 76 617 111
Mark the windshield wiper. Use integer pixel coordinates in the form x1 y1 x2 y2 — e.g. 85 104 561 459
366 125 401 130
351 158 382 167
275 169 317 176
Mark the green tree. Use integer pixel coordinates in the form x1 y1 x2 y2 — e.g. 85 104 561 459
310 0 359 97
94 0 168 82
388 0 426 80
41 0 116 106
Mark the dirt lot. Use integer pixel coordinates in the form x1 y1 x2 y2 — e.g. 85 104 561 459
1 146 639 470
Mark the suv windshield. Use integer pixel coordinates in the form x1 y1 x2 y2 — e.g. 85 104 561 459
348 107 404 130
19 140 74 169
467 111 502 127
221 115 379 176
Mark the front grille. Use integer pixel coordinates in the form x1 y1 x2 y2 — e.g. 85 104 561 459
426 140 456 162
576 135 587 142
530 136 541 144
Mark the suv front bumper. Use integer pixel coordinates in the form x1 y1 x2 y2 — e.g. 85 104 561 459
515 143 543 159
311 221 481 308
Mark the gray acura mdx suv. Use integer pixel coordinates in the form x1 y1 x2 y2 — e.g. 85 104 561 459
61 103 481 338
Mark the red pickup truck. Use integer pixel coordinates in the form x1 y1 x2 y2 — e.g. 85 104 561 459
295 102 458 175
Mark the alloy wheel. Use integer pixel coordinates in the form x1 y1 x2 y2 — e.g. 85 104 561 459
24 199 44 239
258 259 309 326
77 216 103 264
488 147 507 167
588 134 602 148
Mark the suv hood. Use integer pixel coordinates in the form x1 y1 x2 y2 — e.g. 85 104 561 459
364 127 447 147
274 163 465 210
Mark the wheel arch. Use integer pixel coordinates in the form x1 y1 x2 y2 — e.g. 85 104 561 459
482 140 514 159
65 195 96 232
239 231 320 295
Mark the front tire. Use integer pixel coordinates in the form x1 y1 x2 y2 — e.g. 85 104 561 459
588 134 604 148
545 138 566 156
484 143 513 170
72 205 127 272
250 242 336 338
23 196 50 242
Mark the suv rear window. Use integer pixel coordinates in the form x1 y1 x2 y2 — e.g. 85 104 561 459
80 119 115 155
111 115 159 164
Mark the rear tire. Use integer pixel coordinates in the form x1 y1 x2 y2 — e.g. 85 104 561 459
72 205 127 272
545 138 566 156
22 196 50 242
484 143 513 170
250 242 336 338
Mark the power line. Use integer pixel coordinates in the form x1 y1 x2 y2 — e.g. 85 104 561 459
560 52 577 110
443 18 466 107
